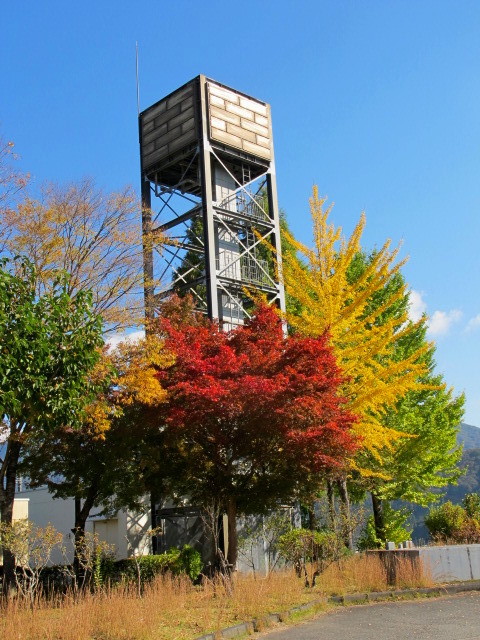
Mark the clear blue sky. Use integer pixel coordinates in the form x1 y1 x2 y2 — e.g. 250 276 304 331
2 1 479 425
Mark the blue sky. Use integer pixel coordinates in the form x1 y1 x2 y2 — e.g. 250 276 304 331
2 1 479 425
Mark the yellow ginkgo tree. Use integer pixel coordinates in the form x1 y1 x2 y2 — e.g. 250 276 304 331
281 187 431 465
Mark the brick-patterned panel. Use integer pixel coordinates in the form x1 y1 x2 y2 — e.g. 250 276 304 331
141 84 197 171
207 82 272 160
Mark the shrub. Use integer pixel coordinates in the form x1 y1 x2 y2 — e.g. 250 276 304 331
277 528 347 586
178 544 203 581
463 493 480 519
457 517 480 544
106 546 202 584
425 501 466 541
0 521 64 601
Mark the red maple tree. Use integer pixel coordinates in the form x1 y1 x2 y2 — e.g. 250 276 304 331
154 297 358 568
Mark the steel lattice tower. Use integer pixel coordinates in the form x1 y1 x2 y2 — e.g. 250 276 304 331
139 75 285 327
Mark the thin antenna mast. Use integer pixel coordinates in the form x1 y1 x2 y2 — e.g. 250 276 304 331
135 42 140 116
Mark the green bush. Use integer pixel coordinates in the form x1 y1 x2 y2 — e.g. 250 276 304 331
277 528 346 579
463 493 480 519
105 545 202 584
425 497 480 544
178 544 203 581
424 501 466 541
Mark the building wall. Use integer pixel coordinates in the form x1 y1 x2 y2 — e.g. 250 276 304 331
14 488 297 574
12 497 29 521
13 488 152 565
16 487 75 565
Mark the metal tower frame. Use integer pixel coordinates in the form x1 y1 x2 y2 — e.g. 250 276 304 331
139 75 285 327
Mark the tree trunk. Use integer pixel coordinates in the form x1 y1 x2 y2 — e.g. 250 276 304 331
1 439 22 592
307 504 317 531
337 477 354 550
150 495 158 555
226 498 238 572
371 493 385 545
72 487 98 586
73 497 83 581
326 479 336 529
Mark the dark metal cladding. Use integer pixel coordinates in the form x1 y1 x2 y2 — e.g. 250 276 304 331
139 78 198 185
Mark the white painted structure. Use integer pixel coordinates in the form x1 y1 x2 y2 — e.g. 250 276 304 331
11 487 152 565
12 498 29 521
418 544 480 582
372 544 480 584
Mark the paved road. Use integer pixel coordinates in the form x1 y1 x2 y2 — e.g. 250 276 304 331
265 593 480 640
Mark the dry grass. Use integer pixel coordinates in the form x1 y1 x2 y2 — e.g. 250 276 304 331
315 553 433 595
0 555 433 640
394 555 433 590
0 571 310 640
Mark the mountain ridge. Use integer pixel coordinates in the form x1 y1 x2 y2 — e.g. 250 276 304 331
458 422 480 449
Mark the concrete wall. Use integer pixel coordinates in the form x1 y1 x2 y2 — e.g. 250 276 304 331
369 545 480 584
419 545 480 582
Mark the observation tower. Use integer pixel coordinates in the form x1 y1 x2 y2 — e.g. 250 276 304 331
139 75 285 328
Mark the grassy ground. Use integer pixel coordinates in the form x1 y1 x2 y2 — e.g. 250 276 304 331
0 555 433 640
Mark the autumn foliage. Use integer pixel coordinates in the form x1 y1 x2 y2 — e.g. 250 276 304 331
0 179 144 331
151 298 358 566
280 187 430 461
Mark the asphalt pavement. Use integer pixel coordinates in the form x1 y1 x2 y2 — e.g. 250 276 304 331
263 592 480 640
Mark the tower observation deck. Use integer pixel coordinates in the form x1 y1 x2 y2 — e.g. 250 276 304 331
139 75 285 328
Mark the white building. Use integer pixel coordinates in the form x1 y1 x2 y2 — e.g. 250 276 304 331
11 486 152 565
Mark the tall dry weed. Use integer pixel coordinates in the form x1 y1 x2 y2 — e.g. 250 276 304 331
0 571 308 640
316 554 388 595
0 555 433 640
316 553 433 595
394 555 433 589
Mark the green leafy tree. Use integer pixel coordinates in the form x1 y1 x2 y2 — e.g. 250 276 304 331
365 379 464 543
347 253 464 543
0 257 103 586
21 334 173 576
463 492 480 519
443 448 480 504
279 211 307 318
358 503 412 550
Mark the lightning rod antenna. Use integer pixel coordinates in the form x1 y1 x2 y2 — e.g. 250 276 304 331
136 42 140 116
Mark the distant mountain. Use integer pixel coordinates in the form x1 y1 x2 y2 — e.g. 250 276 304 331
458 422 480 450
